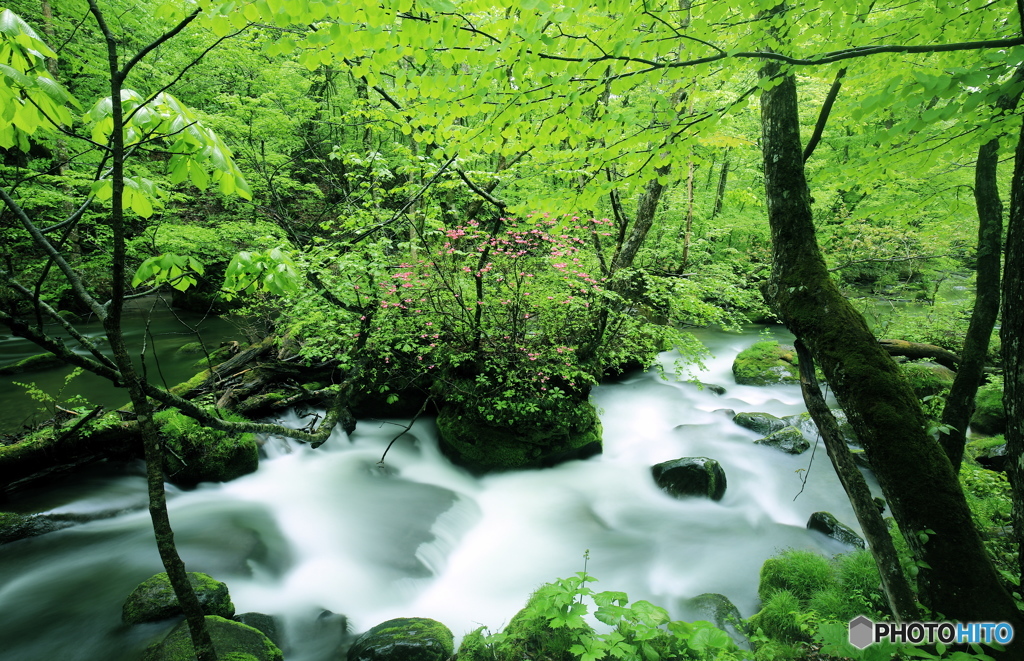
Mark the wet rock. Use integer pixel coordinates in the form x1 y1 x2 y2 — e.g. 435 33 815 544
0 511 76 544
143 615 283 661
700 382 726 395
754 427 810 454
688 593 747 636
0 352 66 376
733 411 787 436
731 341 800 386
975 442 1008 472
807 511 865 548
236 612 283 650
347 617 453 661
122 571 234 625
651 457 727 501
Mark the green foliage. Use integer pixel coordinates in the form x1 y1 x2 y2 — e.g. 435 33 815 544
464 569 739 661
757 549 834 602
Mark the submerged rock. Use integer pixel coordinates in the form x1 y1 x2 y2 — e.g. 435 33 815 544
651 457 727 501
0 511 76 545
347 617 453 661
807 511 865 548
731 341 800 386
142 615 282 661
122 571 234 625
755 427 810 454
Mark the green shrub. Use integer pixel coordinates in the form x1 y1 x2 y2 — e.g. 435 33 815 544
758 549 833 602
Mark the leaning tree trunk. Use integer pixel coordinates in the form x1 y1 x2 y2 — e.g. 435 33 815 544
759 62 1021 630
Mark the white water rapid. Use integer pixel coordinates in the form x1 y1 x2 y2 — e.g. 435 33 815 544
0 327 872 661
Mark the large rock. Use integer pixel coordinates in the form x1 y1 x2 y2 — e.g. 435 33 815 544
732 411 787 436
754 427 810 454
142 615 283 661
731 341 800 386
155 409 259 486
651 457 727 501
123 572 234 625
0 511 76 544
900 361 955 399
437 401 602 473
807 511 865 548
347 617 453 661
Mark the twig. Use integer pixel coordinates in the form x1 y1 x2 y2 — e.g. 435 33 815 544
378 396 432 464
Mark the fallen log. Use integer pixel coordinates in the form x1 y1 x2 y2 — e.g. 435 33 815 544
878 339 960 371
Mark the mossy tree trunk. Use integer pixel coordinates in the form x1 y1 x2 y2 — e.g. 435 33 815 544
939 66 1023 472
1005 72 1024 593
759 61 1021 629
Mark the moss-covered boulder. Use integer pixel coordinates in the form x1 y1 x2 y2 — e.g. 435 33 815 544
494 591 587 661
899 361 955 399
754 427 810 455
651 457 727 501
123 572 234 625
347 617 453 661
732 411 787 436
806 511 865 548
143 615 283 661
688 593 747 637
971 380 1006 436
782 410 859 446
436 401 602 473
0 352 67 375
731 341 800 386
154 409 259 486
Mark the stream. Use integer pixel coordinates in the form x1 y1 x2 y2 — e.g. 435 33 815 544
0 324 874 661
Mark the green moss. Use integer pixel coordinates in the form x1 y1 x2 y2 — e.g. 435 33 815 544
142 615 283 661
732 341 800 386
176 342 206 356
436 400 602 473
0 353 67 375
899 362 954 399
154 409 258 485
169 369 213 397
348 617 454 661
748 590 808 644
122 572 234 625
455 626 491 661
496 590 585 661
971 379 1005 435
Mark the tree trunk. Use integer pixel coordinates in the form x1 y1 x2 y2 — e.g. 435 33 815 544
794 341 918 622
940 67 1024 472
759 63 1020 631
610 164 668 273
1005 80 1024 597
710 149 729 221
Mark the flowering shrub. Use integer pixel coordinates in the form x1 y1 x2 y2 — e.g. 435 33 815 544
282 213 727 426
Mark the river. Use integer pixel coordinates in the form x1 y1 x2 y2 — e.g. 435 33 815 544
0 323 872 661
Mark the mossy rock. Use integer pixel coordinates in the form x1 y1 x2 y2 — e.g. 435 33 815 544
347 617 453 661
495 591 588 661
142 615 283 661
155 409 259 486
688 593 746 636
123 571 234 625
436 400 602 473
0 352 67 376
971 380 1005 436
175 342 206 356
651 457 727 500
806 511 865 548
899 361 955 399
754 427 810 455
732 411 787 436
731 341 800 386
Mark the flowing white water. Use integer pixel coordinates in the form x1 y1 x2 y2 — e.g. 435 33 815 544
0 328 872 661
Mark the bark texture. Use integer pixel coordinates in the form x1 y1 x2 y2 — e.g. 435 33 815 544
794 341 918 622
1006 88 1024 592
760 65 1020 631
